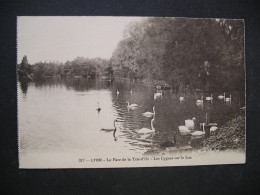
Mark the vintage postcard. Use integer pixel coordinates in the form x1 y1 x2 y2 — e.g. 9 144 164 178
17 16 245 168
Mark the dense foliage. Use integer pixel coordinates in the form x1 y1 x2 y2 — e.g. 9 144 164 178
18 18 244 91
111 18 245 91
17 55 33 80
18 56 111 80
201 111 245 150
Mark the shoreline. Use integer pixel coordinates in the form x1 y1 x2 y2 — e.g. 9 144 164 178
199 111 246 151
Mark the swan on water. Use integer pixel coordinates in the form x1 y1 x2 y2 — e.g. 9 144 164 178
130 89 133 95
96 102 101 112
136 117 155 134
154 90 162 99
100 119 118 137
196 102 204 108
205 94 213 101
218 92 225 99
179 97 184 101
179 126 191 135
225 95 231 102
190 123 205 136
142 106 155 118
185 117 196 130
210 126 218 135
196 96 203 104
127 102 139 109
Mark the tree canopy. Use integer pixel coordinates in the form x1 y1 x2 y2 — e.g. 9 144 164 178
18 18 244 91
18 56 110 80
111 18 244 91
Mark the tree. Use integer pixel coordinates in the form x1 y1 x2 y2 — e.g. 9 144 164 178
18 55 33 80
111 17 244 91
20 55 28 70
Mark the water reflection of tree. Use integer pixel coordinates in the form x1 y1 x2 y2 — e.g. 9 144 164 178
32 77 62 89
32 77 115 92
64 78 100 91
20 80 29 94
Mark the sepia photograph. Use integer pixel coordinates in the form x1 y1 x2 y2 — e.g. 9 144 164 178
17 16 245 168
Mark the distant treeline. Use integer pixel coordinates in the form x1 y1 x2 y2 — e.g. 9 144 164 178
18 18 245 91
18 56 112 80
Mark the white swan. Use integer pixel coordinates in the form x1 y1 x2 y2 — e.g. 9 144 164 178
196 96 203 104
240 106 246 110
154 90 162 99
225 95 231 102
142 106 155 118
116 89 119 96
137 118 155 134
218 92 225 99
179 97 184 101
185 117 196 130
210 126 218 134
190 123 205 136
205 94 213 101
127 102 139 109
179 126 191 135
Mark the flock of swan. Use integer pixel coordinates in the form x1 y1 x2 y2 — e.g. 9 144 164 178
178 117 217 137
178 92 231 138
100 88 232 141
194 92 231 105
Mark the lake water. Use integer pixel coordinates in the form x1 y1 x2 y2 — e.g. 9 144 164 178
18 78 245 166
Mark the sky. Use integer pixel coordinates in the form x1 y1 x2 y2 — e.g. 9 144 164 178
17 16 142 64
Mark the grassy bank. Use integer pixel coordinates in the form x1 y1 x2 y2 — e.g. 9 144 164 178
200 111 246 151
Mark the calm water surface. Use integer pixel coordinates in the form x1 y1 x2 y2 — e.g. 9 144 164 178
18 78 245 158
